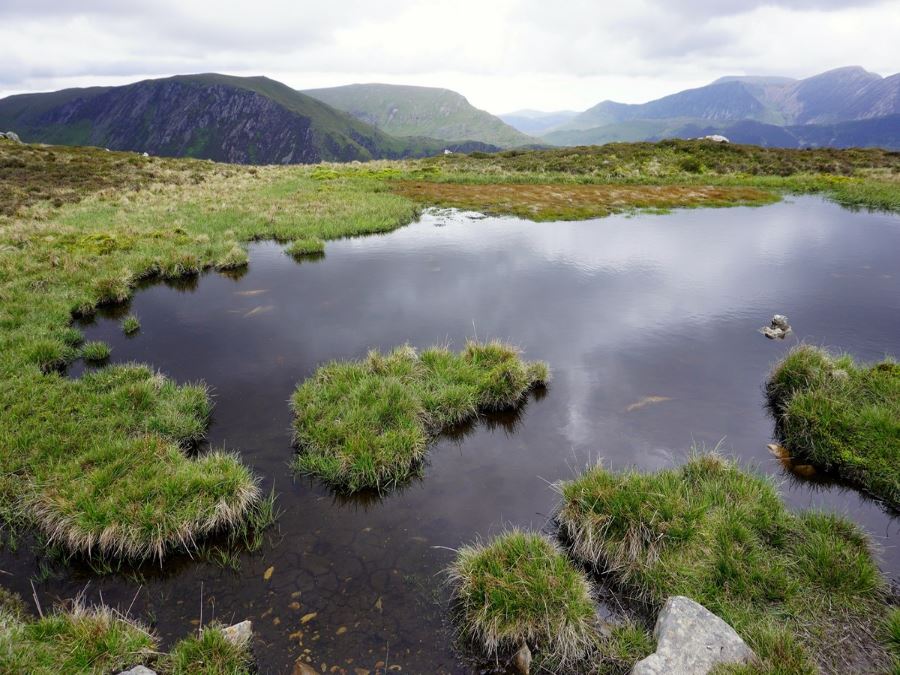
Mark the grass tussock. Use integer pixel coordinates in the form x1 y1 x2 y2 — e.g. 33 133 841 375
164 624 254 675
81 340 111 362
0 590 254 675
122 314 141 335
0 597 155 674
448 530 597 669
291 341 548 491
556 454 890 673
767 345 899 509
285 237 325 257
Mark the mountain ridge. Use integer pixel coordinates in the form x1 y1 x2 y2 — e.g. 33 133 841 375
0 74 502 163
304 83 536 148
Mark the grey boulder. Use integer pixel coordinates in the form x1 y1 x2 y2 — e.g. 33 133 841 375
222 619 253 646
117 667 157 675
632 596 755 675
0 131 22 143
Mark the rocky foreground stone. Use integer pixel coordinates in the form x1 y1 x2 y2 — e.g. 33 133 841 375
632 596 755 675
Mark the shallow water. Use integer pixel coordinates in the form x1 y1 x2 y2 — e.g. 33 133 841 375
3 196 900 673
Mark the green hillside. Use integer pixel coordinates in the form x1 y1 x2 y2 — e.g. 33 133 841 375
0 74 498 163
304 83 536 148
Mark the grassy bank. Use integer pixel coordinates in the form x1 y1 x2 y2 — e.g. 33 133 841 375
767 345 899 510
556 454 891 673
0 590 252 674
291 341 548 491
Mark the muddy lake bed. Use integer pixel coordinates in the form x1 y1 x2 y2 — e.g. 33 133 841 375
2 196 899 673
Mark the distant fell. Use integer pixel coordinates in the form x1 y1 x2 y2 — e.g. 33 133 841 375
0 74 499 163
304 83 536 148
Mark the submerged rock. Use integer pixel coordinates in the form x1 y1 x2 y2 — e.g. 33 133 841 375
511 642 532 674
222 619 253 646
631 596 755 675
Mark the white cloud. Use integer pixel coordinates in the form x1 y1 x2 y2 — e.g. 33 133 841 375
0 0 897 112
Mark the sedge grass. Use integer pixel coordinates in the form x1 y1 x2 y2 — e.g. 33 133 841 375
767 345 899 509
448 530 597 669
290 341 548 491
556 454 891 673
122 314 141 335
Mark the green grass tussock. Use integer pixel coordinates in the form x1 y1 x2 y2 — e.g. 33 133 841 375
0 591 254 675
122 314 141 335
291 341 548 491
448 530 597 668
285 237 325 257
81 340 111 362
557 454 890 672
0 598 155 674
767 345 900 509
164 624 253 675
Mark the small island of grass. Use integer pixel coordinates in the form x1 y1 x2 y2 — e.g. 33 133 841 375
290 341 548 491
556 454 891 672
767 345 899 509
448 530 599 669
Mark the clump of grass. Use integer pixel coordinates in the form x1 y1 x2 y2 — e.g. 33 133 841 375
81 340 111 362
556 454 890 672
291 341 548 491
122 314 141 335
285 237 325 257
164 624 253 675
448 530 596 668
0 598 156 674
767 345 899 509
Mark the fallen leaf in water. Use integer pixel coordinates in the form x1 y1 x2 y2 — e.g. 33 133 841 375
289 601 301 610
273 617 281 626
244 305 274 318
625 396 672 413
301 612 318 624
374 597 382 612
263 566 274 581
235 289 268 296
336 626 347 635
291 591 302 599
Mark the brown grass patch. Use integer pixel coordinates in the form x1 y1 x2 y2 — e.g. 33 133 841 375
392 181 778 220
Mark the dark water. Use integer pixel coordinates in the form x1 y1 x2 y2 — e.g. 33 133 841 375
3 196 900 673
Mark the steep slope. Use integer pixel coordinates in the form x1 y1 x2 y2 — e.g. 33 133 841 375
303 83 536 148
781 66 886 124
0 74 497 163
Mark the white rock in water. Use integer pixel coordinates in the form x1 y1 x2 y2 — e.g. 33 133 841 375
771 314 790 330
631 596 755 675
117 667 157 675
761 326 786 340
222 619 253 646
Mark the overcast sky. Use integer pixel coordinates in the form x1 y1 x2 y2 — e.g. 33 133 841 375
1 0 898 113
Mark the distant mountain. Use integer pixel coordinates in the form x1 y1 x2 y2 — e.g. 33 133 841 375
546 67 900 148
544 114 900 150
304 83 536 148
0 74 500 163
499 109 578 135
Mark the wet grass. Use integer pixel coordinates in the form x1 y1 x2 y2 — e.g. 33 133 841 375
0 589 253 674
556 454 891 673
285 237 325 257
767 345 899 510
392 181 777 221
291 341 548 491
81 340 111 362
122 314 141 335
448 530 597 669
163 624 253 675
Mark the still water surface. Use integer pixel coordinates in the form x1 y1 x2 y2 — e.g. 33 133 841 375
3 196 899 673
